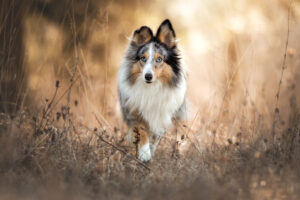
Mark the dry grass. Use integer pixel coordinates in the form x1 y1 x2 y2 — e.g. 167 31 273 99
0 93 299 200
1 0 300 199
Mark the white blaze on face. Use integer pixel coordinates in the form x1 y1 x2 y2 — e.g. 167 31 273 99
142 43 155 82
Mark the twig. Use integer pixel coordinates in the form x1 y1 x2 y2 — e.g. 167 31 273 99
182 110 203 155
93 112 104 129
52 76 80 110
97 134 151 171
37 81 59 130
94 114 151 171
272 0 293 137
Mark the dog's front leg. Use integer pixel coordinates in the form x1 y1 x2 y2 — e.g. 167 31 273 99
130 125 151 162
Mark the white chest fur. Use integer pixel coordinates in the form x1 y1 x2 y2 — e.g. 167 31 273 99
119 71 186 135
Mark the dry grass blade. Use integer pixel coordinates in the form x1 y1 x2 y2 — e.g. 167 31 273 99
1 1 300 199
272 0 294 137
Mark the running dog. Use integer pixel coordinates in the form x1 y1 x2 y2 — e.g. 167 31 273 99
118 19 187 162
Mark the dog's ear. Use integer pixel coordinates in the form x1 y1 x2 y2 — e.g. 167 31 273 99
156 19 176 48
131 26 153 46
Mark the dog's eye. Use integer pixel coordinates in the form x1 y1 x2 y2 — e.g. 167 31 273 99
140 56 147 62
156 57 163 63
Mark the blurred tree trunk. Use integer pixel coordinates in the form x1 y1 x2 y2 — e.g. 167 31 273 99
0 0 142 114
0 0 26 113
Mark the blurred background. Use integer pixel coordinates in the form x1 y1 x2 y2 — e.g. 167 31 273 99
1 1 300 199
1 0 300 137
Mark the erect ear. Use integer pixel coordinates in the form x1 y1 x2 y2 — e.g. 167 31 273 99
131 26 153 46
156 19 176 48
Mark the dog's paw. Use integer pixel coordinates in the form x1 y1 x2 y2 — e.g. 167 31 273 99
138 143 151 162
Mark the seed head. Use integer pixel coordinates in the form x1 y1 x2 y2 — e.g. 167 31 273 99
56 80 60 88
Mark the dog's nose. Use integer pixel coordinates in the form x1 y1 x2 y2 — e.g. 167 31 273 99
145 73 153 81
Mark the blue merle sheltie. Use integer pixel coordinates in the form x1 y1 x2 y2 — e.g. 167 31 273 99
118 19 187 162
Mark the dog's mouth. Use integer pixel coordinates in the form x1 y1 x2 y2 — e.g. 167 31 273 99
145 81 152 84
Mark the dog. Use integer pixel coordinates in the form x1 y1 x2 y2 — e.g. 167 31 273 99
118 19 187 162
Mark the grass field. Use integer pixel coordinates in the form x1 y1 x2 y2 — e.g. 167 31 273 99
0 0 300 199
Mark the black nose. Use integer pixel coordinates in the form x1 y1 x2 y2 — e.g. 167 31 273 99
145 73 153 81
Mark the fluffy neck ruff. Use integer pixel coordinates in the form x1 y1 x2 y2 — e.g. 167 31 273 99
119 68 186 135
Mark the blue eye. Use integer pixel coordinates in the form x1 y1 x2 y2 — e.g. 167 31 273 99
156 57 163 63
140 56 147 62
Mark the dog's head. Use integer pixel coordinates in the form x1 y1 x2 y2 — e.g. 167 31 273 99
127 19 181 86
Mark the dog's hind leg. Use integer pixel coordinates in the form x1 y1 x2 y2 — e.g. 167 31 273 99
150 134 162 156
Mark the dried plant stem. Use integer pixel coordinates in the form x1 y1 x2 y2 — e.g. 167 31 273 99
52 76 80 110
272 0 293 137
97 133 151 171
37 82 59 131
67 0 79 107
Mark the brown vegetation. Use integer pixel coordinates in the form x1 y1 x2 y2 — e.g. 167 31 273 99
0 0 300 199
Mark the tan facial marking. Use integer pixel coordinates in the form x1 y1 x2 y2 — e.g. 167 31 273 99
156 63 173 85
129 53 150 84
152 53 173 86
141 52 149 60
154 53 162 61
130 63 142 84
